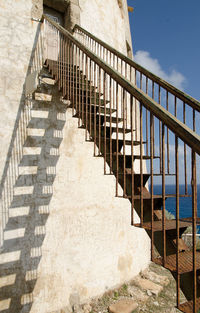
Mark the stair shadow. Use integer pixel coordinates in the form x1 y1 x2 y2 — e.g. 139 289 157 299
0 75 67 313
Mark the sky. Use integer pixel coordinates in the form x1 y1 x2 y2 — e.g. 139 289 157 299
127 0 200 100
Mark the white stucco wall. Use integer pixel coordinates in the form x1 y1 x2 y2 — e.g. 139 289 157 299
79 0 132 55
29 106 150 313
0 1 150 312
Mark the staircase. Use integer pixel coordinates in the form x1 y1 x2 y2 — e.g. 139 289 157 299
1 15 200 313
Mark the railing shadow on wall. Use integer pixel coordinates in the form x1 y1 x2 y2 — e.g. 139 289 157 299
0 20 67 312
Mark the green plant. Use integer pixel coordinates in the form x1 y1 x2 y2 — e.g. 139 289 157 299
113 291 119 300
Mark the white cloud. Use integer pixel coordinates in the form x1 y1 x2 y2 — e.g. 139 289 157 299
134 50 186 90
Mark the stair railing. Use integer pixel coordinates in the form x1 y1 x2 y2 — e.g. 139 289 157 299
44 15 199 312
73 24 200 194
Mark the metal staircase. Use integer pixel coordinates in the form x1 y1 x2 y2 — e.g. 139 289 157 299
43 15 200 312
0 14 200 313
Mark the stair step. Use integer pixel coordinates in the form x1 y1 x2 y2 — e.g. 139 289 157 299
97 116 124 124
98 138 145 146
178 298 200 313
125 194 163 200
34 93 52 102
75 106 116 115
134 219 192 231
113 154 159 166
31 100 54 110
73 98 110 106
154 250 200 274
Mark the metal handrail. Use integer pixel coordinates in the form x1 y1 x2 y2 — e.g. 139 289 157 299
73 23 200 112
44 14 200 155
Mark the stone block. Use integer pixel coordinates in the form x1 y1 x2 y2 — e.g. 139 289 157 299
109 299 138 313
135 277 163 296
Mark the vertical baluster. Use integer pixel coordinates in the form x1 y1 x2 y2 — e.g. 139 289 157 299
166 91 169 174
123 89 126 197
58 33 61 90
131 96 135 225
63 37 65 97
89 59 92 137
85 56 88 140
109 76 112 174
150 113 154 261
175 96 177 117
175 135 180 309
78 48 81 127
104 72 107 174
81 52 84 126
61 35 63 90
116 83 119 197
140 103 143 226
152 81 155 156
192 109 197 313
94 63 97 156
162 123 166 266
192 149 197 313
72 43 75 116
135 70 137 140
125 64 128 128
183 102 188 194
69 42 72 102
98 67 101 155
159 86 162 173
67 39 70 101
75 45 78 112
146 78 149 156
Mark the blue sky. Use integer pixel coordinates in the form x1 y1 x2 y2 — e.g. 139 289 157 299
127 0 200 100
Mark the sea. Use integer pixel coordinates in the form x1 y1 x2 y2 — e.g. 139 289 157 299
153 184 200 232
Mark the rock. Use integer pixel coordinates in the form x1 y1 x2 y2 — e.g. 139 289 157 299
83 303 92 313
135 278 163 296
108 299 138 313
73 304 83 313
127 286 149 302
147 290 152 296
142 270 170 286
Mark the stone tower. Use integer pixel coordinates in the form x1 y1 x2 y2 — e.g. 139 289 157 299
0 1 150 312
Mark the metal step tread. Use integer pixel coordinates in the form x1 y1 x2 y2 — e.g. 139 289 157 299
154 251 200 274
178 298 200 313
134 219 192 231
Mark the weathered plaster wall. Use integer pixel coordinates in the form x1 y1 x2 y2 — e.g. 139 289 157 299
78 0 133 56
0 1 150 312
29 103 150 313
0 0 42 180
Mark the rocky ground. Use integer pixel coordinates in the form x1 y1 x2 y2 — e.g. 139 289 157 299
74 262 186 313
